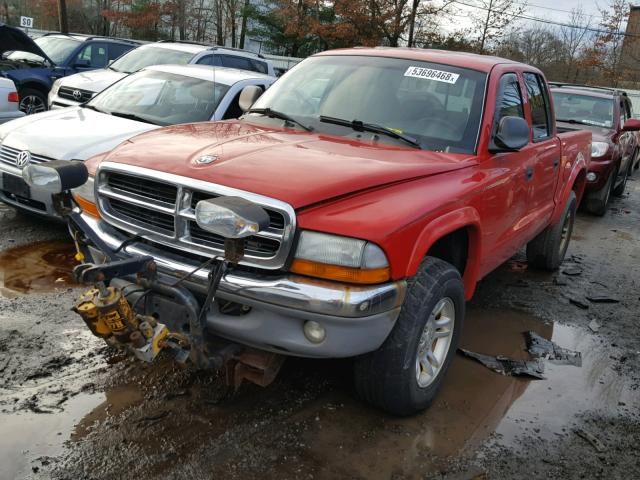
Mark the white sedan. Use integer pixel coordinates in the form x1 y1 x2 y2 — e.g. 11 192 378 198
0 78 25 124
0 64 275 218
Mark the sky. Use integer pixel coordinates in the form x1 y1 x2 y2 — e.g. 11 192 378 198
441 0 616 34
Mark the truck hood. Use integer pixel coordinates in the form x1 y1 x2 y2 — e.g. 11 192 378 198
60 68 127 94
0 24 53 64
104 121 478 209
0 107 158 161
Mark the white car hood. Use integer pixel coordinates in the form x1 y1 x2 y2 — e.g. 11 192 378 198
0 107 159 161
59 69 128 94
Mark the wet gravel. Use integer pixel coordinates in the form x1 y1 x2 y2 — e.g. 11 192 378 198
0 178 639 479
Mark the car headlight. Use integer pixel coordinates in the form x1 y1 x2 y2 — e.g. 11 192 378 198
591 142 609 158
50 79 62 97
291 231 390 284
71 175 99 218
195 196 270 239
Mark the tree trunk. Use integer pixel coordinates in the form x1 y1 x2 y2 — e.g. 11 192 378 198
58 0 69 34
239 0 250 49
479 0 493 53
407 0 420 47
179 0 186 41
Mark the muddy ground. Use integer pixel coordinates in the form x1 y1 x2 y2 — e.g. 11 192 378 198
0 181 639 480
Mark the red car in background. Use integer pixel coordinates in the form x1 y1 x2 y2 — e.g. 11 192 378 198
551 84 640 215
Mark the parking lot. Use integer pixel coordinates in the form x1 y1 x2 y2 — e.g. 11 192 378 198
0 178 638 479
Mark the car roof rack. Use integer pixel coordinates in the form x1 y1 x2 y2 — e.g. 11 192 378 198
157 40 211 47
41 32 140 45
549 82 628 97
208 45 266 59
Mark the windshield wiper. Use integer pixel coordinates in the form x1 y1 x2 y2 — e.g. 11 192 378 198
246 107 313 131
557 118 595 126
109 111 157 125
81 104 108 114
319 115 421 149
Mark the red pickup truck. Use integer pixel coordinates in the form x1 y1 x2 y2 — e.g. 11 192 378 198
25 48 591 415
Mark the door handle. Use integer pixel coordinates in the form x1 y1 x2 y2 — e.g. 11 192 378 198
526 167 534 181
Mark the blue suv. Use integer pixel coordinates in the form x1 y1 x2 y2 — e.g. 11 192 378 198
0 24 138 114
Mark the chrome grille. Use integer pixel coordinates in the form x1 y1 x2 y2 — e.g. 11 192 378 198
96 163 296 269
0 145 51 168
58 86 95 103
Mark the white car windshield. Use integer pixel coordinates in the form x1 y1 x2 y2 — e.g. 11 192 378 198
553 92 614 128
248 55 487 153
111 46 196 74
86 70 230 126
7 36 80 65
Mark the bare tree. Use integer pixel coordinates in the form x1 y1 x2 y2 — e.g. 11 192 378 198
560 7 593 82
470 0 527 53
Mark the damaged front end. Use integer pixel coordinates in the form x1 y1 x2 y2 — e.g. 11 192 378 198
22 160 285 389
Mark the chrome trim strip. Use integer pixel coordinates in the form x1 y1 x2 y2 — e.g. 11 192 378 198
96 161 297 270
84 214 405 318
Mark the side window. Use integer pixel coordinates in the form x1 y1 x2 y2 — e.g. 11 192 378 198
250 59 268 74
108 44 131 62
76 43 108 68
196 55 214 66
494 73 525 126
212 55 223 67
523 72 551 140
220 55 255 72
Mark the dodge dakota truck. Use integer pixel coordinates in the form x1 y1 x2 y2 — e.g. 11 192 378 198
23 48 591 415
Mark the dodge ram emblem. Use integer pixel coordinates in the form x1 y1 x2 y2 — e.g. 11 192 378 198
197 155 217 165
16 150 31 168
72 90 82 101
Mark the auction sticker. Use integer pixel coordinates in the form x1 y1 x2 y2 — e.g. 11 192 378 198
404 66 459 84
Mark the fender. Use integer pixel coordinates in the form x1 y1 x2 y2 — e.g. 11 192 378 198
551 151 587 225
6 71 52 91
405 207 482 300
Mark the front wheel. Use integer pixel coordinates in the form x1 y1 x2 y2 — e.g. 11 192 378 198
354 257 464 416
19 88 47 115
612 162 630 197
527 190 576 270
583 169 614 216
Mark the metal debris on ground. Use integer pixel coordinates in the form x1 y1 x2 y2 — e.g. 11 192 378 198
459 349 545 379
588 319 601 333
586 294 620 303
574 428 606 453
526 331 582 367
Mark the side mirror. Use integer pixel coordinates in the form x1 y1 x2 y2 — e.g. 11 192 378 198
492 116 530 152
239 85 264 112
74 59 91 69
623 118 640 131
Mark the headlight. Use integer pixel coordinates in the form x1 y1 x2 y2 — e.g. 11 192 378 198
50 79 62 96
591 142 609 158
291 231 390 284
195 196 270 239
72 175 95 202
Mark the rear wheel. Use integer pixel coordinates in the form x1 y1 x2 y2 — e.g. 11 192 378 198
527 190 576 270
354 257 464 416
583 169 615 216
19 88 47 115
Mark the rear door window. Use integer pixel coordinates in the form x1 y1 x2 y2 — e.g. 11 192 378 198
220 55 255 72
523 72 552 140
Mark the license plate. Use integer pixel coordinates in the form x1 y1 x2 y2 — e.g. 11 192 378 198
2 173 30 198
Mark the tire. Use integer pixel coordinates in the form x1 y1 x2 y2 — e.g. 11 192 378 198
527 190 576 270
354 257 464 416
18 88 47 115
583 169 615 216
612 161 630 197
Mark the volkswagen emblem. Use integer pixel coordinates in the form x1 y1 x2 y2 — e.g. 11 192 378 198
16 150 31 168
72 89 82 101
196 155 217 165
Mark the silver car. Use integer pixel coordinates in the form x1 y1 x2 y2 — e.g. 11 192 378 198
0 64 275 218
0 78 25 124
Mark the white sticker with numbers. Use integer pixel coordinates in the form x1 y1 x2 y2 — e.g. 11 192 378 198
404 66 459 84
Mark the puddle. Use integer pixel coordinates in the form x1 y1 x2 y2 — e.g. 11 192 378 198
0 241 78 297
0 383 143 479
293 308 627 478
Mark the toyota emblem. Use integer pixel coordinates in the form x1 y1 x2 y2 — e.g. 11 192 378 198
72 90 82 101
196 155 218 165
16 150 31 168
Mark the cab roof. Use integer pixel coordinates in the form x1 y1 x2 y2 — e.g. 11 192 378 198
143 64 274 84
314 47 524 73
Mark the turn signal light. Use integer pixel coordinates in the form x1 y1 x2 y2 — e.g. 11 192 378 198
290 259 390 284
7 92 19 103
73 194 101 218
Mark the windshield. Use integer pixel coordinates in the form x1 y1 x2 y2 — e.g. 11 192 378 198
87 70 229 126
552 92 614 128
111 46 195 73
7 36 80 65
248 55 487 153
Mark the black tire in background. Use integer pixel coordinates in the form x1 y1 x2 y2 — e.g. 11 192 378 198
612 162 631 197
354 257 464 416
583 169 615 216
18 88 48 115
527 190 577 270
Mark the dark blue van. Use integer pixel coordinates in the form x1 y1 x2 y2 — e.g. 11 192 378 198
0 24 138 114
